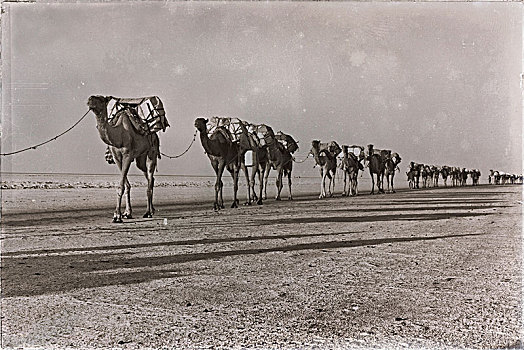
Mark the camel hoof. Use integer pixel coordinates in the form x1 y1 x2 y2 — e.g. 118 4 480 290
288 196 293 201
122 213 133 219
231 202 238 208
143 212 152 218
257 199 263 205
112 217 123 224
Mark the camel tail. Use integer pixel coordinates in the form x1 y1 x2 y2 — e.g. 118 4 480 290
104 146 115 164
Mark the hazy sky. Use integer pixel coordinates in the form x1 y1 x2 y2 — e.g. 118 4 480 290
1 2 522 177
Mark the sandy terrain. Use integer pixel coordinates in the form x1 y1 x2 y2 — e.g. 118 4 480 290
1 183 522 349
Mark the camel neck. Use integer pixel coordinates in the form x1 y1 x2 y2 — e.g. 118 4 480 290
310 147 323 165
93 108 119 147
198 130 216 156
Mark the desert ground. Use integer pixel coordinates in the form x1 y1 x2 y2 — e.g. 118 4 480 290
1 181 522 349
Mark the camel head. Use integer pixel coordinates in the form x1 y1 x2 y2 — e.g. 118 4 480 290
87 95 112 114
194 118 209 133
311 140 321 151
391 152 401 165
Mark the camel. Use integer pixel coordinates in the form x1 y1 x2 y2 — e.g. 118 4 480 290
366 144 385 194
407 162 422 189
460 168 469 186
194 118 240 210
421 165 434 188
470 169 481 186
237 121 267 205
88 95 161 223
431 165 440 187
311 140 338 198
440 166 450 187
450 167 461 187
384 152 401 193
341 145 364 196
256 125 294 200
406 163 416 189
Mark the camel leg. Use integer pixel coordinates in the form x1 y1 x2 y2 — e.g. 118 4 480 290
379 173 385 194
240 160 251 206
287 170 293 200
275 168 283 200
391 174 395 193
370 170 375 195
121 177 132 219
114 156 133 223
319 169 327 199
143 156 156 218
263 165 271 200
343 171 348 196
326 173 333 198
250 152 259 203
353 173 359 196
231 165 239 208
256 162 265 205
214 161 226 210
329 170 335 197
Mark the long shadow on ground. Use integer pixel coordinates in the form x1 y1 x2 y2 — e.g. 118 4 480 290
2 232 486 297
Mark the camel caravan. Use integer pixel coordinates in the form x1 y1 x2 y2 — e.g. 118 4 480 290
406 164 483 189
488 170 523 185
86 95 521 221
309 142 401 198
193 117 299 210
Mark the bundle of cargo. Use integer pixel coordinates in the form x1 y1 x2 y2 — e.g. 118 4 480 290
106 96 169 135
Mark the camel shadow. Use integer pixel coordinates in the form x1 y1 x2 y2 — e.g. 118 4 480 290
2 231 486 298
254 211 495 226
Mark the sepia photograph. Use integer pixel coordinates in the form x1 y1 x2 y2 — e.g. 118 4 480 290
1 1 522 349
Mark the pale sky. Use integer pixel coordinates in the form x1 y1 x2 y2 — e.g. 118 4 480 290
1 2 522 177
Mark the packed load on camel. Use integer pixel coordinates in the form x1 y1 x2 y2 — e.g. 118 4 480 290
106 96 170 135
206 117 247 143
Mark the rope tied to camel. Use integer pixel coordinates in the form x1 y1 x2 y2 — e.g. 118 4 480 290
160 131 198 159
292 153 310 163
0 110 91 156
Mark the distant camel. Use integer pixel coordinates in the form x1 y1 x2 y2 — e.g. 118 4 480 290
194 118 240 210
341 145 364 196
440 166 450 187
431 165 440 187
450 167 461 187
470 169 481 186
406 163 416 189
88 95 161 223
384 152 401 193
421 165 433 188
256 125 295 201
407 162 422 189
460 168 469 186
311 140 338 198
366 144 385 194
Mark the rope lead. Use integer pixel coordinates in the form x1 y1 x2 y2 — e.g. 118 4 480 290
160 131 198 159
1 109 91 156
